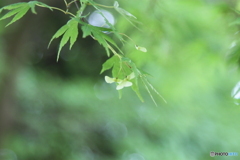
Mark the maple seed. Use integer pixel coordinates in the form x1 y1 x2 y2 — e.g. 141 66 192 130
105 72 135 90
135 45 147 52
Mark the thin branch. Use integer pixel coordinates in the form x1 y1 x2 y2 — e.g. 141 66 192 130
95 4 114 8
36 4 76 17
64 0 68 7
74 1 79 10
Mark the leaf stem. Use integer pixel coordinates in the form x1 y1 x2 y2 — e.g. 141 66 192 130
119 33 136 44
107 43 121 59
95 4 114 8
74 1 80 10
64 0 68 7
77 1 87 17
66 0 80 10
36 4 76 17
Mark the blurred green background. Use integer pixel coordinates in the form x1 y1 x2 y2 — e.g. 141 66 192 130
0 0 240 160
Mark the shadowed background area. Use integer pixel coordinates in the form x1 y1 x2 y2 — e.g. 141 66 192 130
0 0 240 160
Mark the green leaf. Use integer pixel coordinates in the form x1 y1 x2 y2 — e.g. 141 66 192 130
92 31 110 56
84 24 111 56
105 47 110 57
6 5 30 26
28 1 37 14
35 2 53 11
112 58 121 78
49 19 79 61
58 30 71 60
69 20 79 49
48 24 68 48
100 32 123 54
93 31 110 57
85 0 96 5
92 30 108 47
0 7 23 21
81 25 92 38
121 57 131 63
80 0 89 3
87 2 124 42
121 57 141 77
100 55 119 74
0 2 26 13
93 32 110 57
80 23 124 56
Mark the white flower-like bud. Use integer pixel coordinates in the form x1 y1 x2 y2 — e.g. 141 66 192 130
126 72 135 80
117 72 135 90
116 80 132 90
105 72 135 90
135 45 147 52
105 76 120 83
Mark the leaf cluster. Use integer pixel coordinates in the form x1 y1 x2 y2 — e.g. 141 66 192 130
0 1 52 26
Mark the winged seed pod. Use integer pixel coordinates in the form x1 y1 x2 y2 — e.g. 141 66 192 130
135 45 147 52
105 72 135 90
